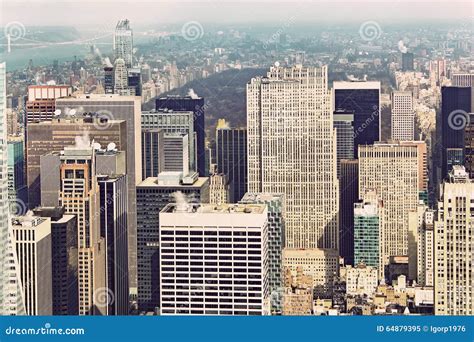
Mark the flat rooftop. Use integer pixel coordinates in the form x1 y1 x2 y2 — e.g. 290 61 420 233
138 176 208 188
162 203 266 215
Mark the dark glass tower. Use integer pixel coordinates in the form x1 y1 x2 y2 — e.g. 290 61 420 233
339 159 359 266
441 86 473 178
216 127 247 203
156 96 206 176
402 52 414 71
334 82 380 155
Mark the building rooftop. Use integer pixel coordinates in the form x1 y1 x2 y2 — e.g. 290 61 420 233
161 203 266 215
138 176 208 188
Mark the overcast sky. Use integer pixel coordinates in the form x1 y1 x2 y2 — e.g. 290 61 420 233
1 0 472 27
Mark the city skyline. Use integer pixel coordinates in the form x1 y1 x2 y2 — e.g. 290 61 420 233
0 0 473 327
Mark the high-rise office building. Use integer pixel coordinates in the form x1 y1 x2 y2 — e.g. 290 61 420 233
104 66 115 94
282 248 339 298
333 110 354 177
163 134 189 174
114 19 133 68
216 127 247 203
55 145 106 315
136 173 209 312
128 68 141 96
141 128 164 180
56 94 142 292
339 159 358 266
159 203 269 315
240 193 285 314
434 166 474 315
359 142 421 279
248 65 339 249
353 190 382 276
465 114 474 178
25 85 72 123
7 138 27 212
333 81 381 155
114 58 129 95
408 204 434 286
402 52 414 71
142 110 195 174
98 175 129 315
33 206 78 315
156 95 206 176
209 173 230 205
12 215 52 315
27 116 127 209
440 86 473 177
0 62 25 315
451 73 474 87
391 91 415 141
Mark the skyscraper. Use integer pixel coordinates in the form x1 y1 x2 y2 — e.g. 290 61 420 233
159 203 269 315
359 142 422 279
104 66 115 94
114 58 129 95
25 85 72 123
33 206 78 315
353 190 382 275
209 173 230 205
136 173 209 312
156 95 206 176
114 19 133 68
339 159 359 266
248 65 339 249
27 116 127 209
440 86 473 178
434 166 474 315
98 175 129 315
240 193 285 314
391 91 415 141
333 81 381 155
333 110 355 177
55 145 107 315
465 113 474 178
12 215 52 315
0 62 25 315
216 127 247 203
142 110 196 174
7 138 27 212
56 94 142 293
141 128 164 180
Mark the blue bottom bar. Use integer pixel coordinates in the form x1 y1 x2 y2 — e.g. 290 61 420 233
0 316 473 342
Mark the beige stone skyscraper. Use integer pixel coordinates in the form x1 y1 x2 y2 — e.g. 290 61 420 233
358 142 423 277
391 91 415 141
247 65 339 249
434 166 474 315
48 145 106 315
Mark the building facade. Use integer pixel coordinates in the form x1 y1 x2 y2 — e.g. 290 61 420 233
434 166 474 315
391 91 415 141
248 66 339 249
159 203 269 315
136 173 209 312
216 127 247 203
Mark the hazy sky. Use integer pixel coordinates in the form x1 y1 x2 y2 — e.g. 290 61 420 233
1 0 472 27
